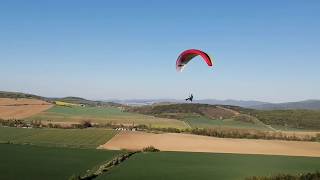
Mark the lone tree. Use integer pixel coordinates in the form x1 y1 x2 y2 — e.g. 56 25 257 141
81 120 92 128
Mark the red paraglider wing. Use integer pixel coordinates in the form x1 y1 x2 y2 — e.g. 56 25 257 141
176 49 213 72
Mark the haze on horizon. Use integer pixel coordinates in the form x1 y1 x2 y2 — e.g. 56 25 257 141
0 0 319 103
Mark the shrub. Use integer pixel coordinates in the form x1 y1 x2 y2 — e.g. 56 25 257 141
47 123 54 128
68 174 80 180
81 120 92 128
142 146 160 152
53 124 62 128
233 115 256 124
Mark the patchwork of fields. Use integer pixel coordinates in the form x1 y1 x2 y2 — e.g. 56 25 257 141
1 97 320 180
27 106 188 129
0 127 117 148
98 152 320 180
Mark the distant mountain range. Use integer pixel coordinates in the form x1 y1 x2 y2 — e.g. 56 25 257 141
109 99 269 107
1 91 320 110
249 100 320 110
110 99 320 110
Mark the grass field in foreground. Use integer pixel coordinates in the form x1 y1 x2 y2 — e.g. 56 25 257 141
183 116 271 130
0 144 120 180
99 152 320 180
0 127 117 148
27 106 187 129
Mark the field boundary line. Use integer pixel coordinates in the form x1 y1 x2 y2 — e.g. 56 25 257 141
76 151 141 180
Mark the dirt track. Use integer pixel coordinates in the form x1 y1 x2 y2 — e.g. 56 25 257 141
101 131 320 157
0 98 52 119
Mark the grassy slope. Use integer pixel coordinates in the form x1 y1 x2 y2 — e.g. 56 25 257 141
26 106 187 129
127 104 271 130
0 127 116 148
99 152 320 180
0 144 119 180
226 106 320 131
249 109 320 130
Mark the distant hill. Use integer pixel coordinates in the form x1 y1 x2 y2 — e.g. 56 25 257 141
50 96 121 107
0 91 43 100
125 103 240 120
0 91 121 107
250 100 320 110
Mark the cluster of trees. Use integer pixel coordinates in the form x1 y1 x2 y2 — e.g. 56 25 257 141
0 119 23 127
246 171 320 180
133 124 182 133
189 128 320 142
94 122 136 129
142 146 160 152
0 118 94 130
47 120 93 129
0 119 41 128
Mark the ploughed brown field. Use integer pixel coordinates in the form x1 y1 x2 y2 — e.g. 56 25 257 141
0 98 53 119
101 131 320 157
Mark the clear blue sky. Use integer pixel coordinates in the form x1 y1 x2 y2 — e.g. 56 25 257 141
1 0 319 102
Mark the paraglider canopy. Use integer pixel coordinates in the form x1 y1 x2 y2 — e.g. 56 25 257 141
176 49 213 72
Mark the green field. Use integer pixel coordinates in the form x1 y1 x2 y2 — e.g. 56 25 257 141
183 116 271 130
0 144 120 180
98 152 320 180
27 106 187 129
0 127 116 148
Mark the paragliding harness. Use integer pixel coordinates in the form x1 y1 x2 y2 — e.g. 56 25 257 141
185 94 193 102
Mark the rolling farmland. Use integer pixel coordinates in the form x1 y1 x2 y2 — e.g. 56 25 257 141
1 97 319 180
